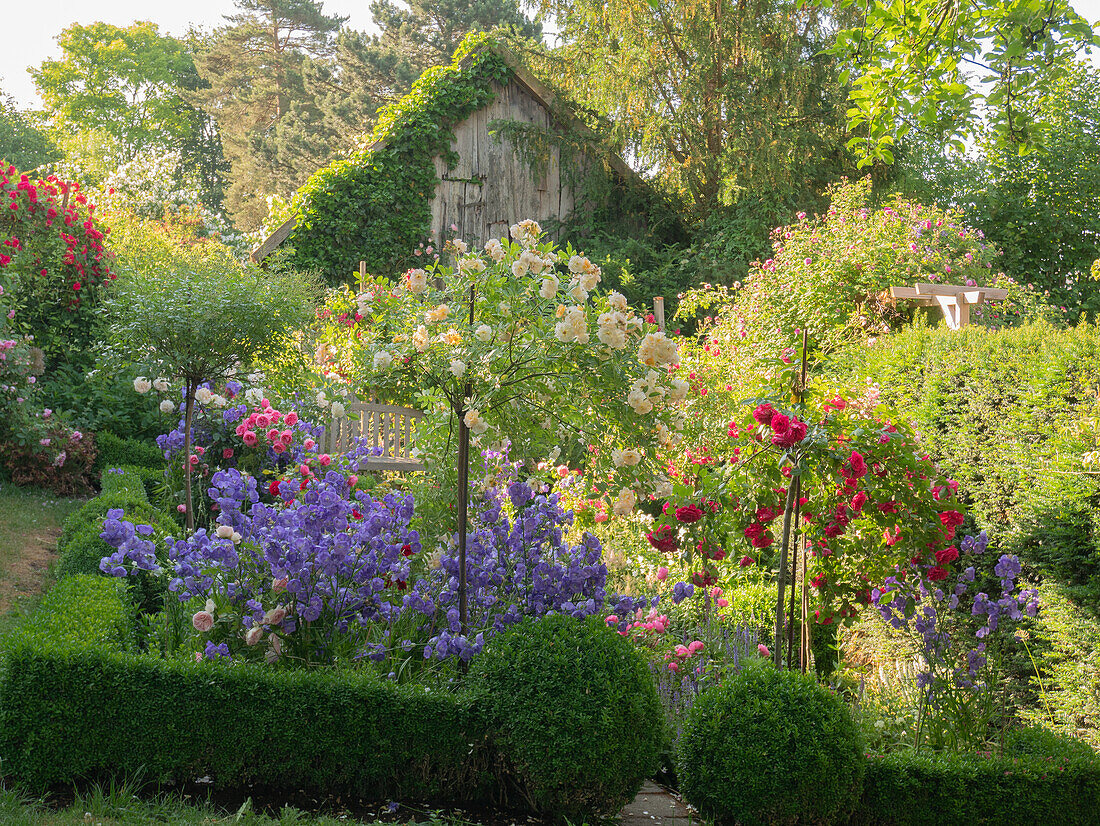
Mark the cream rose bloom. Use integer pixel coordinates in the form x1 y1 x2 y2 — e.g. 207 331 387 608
449 359 466 378
608 291 628 312
463 407 489 435
637 332 680 367
133 376 151 394
475 324 493 342
425 304 450 323
668 377 690 404
484 238 505 262
612 487 636 517
406 268 428 294
612 447 643 467
539 275 559 300
373 350 394 370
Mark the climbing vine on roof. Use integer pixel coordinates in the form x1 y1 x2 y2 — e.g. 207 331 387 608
281 33 512 285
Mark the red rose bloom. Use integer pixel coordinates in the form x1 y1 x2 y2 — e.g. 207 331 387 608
752 403 775 425
851 491 868 513
940 510 965 527
927 566 949 581
675 504 704 523
935 546 959 564
739 555 755 567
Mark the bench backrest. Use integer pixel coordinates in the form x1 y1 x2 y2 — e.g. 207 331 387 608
324 402 426 472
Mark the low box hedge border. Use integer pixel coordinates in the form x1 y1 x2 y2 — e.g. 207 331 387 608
850 749 1100 826
0 578 660 821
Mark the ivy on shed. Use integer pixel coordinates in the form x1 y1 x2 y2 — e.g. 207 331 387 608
280 33 512 284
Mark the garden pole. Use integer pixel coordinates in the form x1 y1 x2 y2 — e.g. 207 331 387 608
786 474 802 670
457 412 470 637
773 480 798 669
183 379 196 534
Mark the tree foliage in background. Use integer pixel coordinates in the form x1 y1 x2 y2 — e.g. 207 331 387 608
537 0 856 220
821 0 1098 164
30 21 225 206
0 91 60 172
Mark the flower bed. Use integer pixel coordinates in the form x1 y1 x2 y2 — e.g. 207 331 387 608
0 575 659 818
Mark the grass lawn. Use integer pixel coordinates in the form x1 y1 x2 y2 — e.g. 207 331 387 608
0 482 86 635
0 783 489 825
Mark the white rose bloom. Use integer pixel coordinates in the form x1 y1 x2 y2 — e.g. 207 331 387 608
331 401 346 418
451 238 468 254
216 524 234 539
463 408 489 435
568 255 589 274
608 291 628 312
655 478 674 499
195 387 214 405
668 378 690 404
612 447 643 467
627 388 653 415
316 391 329 408
211 394 228 408
519 249 549 275
597 326 627 349
475 324 493 342
539 275 559 300
511 259 530 278
159 399 176 414
510 219 542 247
412 325 430 352
133 376 151 394
449 359 466 378
153 377 169 393
579 271 601 292
373 350 394 370
458 256 486 274
484 238 506 262
612 487 637 517
245 387 264 405
406 269 428 294
567 282 588 304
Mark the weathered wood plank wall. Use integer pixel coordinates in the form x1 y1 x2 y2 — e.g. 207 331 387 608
430 79 582 247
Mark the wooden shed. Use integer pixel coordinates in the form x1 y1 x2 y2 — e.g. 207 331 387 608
250 42 638 274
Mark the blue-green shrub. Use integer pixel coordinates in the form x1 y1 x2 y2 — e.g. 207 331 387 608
677 662 864 826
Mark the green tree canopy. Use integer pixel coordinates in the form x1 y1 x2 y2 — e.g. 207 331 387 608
0 90 59 172
536 0 856 220
821 0 1098 164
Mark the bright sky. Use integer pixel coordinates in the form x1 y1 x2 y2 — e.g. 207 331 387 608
3 0 1100 109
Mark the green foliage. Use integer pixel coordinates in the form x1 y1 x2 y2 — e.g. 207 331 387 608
103 214 319 391
851 746 1100 826
677 661 864 826
40 364 164 443
0 93 60 171
828 321 1100 605
538 0 855 219
94 431 165 474
3 575 133 654
468 614 662 820
825 0 1098 166
282 33 512 284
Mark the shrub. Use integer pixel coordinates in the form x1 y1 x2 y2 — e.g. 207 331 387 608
3 574 134 654
732 177 1047 354
468 614 662 821
852 746 1100 826
677 661 864 826
99 465 151 499
0 424 97 495
94 430 164 473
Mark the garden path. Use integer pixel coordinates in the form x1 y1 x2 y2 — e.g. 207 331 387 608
619 782 694 825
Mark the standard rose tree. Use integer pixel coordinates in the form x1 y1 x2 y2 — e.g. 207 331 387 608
103 242 317 531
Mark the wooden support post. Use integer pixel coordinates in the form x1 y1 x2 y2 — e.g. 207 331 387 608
653 296 666 332
359 261 367 293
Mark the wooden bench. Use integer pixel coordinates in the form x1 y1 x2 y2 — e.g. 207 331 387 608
324 402 426 472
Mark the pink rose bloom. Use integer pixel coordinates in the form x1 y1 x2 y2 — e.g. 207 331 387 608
263 607 287 626
195 446 205 456
284 412 299 426
262 398 271 409
668 661 679 672
656 566 669 581
223 448 234 459
716 598 729 608
758 643 771 658
319 454 332 466
272 442 286 454
192 611 214 632
255 414 270 428
300 464 311 476
189 454 200 466
245 626 264 646
177 504 187 513
303 438 316 450
348 475 358 487
594 512 608 523
272 577 288 592
688 640 704 654
280 430 293 446
242 431 259 447
675 644 689 658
